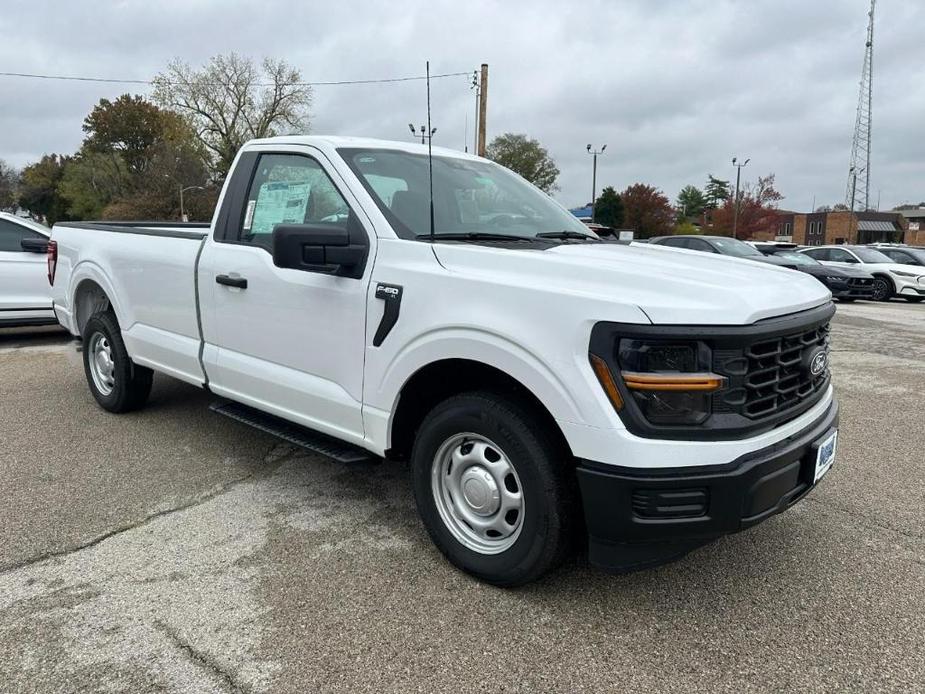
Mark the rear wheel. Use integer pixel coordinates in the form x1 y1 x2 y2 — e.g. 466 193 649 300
82 312 153 413
411 392 576 587
872 276 893 302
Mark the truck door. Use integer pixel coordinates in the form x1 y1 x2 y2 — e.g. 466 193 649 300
198 146 375 444
0 217 51 322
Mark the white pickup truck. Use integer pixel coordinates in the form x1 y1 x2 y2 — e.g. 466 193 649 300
50 136 839 586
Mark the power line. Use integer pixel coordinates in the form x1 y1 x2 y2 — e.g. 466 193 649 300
0 70 472 87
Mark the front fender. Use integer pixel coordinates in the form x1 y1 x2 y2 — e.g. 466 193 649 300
372 325 597 431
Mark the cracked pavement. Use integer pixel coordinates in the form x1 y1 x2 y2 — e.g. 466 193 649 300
1 302 923 693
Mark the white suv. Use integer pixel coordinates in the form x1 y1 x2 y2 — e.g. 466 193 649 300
0 212 57 326
798 245 925 303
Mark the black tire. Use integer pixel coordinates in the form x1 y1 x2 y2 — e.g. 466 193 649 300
411 391 576 587
905 296 924 303
82 311 153 413
872 276 893 302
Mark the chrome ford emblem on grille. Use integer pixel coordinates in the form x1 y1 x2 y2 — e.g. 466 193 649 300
805 347 828 377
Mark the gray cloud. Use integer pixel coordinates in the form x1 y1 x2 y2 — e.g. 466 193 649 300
1 0 921 210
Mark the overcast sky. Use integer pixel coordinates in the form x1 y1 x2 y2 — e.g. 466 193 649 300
1 0 922 211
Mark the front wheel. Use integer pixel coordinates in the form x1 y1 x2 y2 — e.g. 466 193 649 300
411 392 576 587
872 276 893 302
82 312 153 413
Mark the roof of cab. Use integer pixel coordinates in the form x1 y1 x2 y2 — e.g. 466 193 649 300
241 135 482 161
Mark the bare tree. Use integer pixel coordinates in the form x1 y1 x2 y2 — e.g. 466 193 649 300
152 54 312 178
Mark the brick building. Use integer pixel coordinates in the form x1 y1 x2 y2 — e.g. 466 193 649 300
896 206 925 246
775 210 909 246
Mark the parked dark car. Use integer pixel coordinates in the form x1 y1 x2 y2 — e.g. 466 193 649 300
767 251 876 301
648 235 801 269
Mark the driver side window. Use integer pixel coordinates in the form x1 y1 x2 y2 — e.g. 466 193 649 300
803 249 829 261
238 154 350 250
829 249 856 263
0 219 44 252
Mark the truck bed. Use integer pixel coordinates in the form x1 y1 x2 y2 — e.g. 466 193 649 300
51 221 211 386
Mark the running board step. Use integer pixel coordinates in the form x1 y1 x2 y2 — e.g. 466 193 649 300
209 401 377 464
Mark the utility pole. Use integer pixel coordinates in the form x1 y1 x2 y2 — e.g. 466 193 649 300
849 167 858 212
586 144 607 209
732 156 750 239
477 63 488 156
470 70 480 154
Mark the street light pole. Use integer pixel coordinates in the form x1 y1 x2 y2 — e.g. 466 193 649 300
732 156 750 239
408 123 437 145
587 144 607 210
179 185 205 222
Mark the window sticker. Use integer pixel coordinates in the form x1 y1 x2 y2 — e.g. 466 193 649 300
243 200 256 231
250 181 311 235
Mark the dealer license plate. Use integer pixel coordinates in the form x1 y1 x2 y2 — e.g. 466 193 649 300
814 430 837 484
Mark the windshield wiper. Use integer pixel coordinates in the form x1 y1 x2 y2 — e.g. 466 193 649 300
536 230 600 241
416 232 538 242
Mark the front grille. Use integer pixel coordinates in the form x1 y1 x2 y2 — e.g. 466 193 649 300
589 301 836 440
714 323 830 421
847 277 874 297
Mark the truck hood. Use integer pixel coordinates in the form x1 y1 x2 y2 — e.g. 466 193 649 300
432 241 831 325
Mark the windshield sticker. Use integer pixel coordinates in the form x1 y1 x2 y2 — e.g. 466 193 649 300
243 200 256 231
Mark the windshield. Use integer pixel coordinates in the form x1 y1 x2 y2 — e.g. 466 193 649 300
710 238 764 257
902 248 925 263
777 251 819 266
338 148 595 240
852 248 892 263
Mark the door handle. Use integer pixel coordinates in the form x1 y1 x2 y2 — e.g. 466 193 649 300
216 274 247 289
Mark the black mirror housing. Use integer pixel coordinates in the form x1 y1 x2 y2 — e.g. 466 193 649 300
272 223 366 279
21 237 49 253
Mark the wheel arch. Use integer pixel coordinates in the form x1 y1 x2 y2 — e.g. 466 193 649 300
871 272 896 294
386 358 573 462
73 278 115 336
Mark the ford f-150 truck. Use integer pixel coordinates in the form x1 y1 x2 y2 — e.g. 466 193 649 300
49 136 839 586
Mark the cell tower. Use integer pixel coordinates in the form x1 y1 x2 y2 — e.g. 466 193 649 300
845 0 876 212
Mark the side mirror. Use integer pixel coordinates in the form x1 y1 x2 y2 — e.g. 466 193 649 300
21 237 49 253
272 224 366 279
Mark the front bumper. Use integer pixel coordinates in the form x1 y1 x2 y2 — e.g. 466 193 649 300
897 284 925 297
829 282 874 300
576 398 839 572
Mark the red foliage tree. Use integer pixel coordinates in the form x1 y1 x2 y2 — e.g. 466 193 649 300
710 174 783 240
621 183 674 239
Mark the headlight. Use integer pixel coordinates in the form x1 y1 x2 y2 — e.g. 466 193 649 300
824 276 848 283
892 269 919 278
590 340 725 425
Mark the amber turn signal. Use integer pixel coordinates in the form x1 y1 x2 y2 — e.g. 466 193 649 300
589 354 624 410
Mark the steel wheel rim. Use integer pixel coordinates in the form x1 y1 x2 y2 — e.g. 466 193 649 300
873 278 889 301
431 432 524 555
88 332 116 396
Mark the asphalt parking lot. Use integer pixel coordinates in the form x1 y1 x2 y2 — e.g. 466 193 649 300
1 302 923 693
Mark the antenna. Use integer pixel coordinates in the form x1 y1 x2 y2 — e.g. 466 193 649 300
845 0 875 211
426 60 435 243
